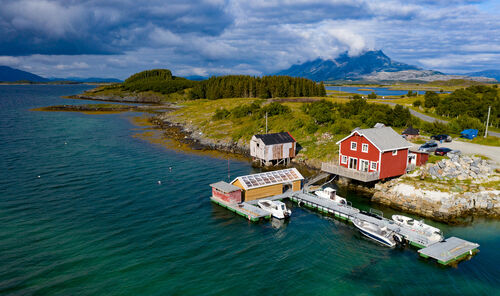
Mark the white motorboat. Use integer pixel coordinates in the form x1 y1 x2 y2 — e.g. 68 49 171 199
353 218 403 248
392 215 443 244
257 200 291 219
314 187 347 205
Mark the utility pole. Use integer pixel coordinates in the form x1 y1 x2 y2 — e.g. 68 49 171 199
265 112 268 134
484 106 491 138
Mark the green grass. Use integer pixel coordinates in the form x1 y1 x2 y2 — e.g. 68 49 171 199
456 136 500 147
166 98 347 162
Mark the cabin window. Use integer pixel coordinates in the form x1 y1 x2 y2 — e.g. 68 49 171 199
392 150 398 156
256 143 259 147
362 143 368 153
341 155 348 164
371 161 377 170
350 141 357 151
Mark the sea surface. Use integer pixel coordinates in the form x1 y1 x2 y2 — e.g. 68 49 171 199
0 85 499 295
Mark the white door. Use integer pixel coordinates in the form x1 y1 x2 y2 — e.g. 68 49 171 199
360 160 369 172
408 153 416 165
349 157 358 170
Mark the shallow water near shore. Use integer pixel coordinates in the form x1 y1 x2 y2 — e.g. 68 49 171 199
1 85 499 295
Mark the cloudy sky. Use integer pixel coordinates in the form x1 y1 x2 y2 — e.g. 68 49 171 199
1 0 499 79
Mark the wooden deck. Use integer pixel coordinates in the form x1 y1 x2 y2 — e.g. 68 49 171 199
210 196 271 222
321 162 380 182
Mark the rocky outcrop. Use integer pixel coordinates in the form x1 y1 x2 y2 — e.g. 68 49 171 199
373 181 499 222
420 155 494 181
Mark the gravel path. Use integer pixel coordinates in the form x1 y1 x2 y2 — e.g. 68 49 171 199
411 141 500 167
379 100 500 138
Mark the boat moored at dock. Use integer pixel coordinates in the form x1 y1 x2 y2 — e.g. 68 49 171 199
392 215 444 244
257 200 291 219
314 187 347 205
353 218 403 248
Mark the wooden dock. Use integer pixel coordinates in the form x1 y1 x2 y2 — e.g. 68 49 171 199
418 237 480 265
210 196 271 222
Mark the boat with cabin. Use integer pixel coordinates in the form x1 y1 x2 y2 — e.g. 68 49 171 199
353 218 403 248
314 187 347 205
392 215 444 244
257 200 291 219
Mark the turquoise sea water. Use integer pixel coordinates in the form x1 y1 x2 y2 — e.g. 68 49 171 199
0 85 499 295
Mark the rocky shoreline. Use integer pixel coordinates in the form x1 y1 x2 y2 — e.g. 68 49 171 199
66 90 500 223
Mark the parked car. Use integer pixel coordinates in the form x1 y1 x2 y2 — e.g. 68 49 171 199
434 147 453 156
418 142 438 152
431 134 452 142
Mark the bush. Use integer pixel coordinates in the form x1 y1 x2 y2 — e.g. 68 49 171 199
367 92 377 99
260 102 291 116
422 121 449 135
301 99 334 124
448 115 485 134
305 122 319 134
424 91 440 108
212 108 230 120
413 99 422 107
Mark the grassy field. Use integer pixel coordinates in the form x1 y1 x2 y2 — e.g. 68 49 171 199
165 97 346 164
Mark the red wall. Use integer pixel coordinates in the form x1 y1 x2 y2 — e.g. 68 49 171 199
212 188 242 203
339 133 380 172
416 152 429 166
380 149 408 179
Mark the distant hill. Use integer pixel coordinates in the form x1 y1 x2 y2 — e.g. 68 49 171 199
464 70 500 82
275 50 419 81
0 66 49 82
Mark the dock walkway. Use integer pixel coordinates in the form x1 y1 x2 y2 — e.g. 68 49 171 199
210 196 271 222
211 189 479 265
418 237 479 265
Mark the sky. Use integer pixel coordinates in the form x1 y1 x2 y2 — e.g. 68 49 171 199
1 0 499 79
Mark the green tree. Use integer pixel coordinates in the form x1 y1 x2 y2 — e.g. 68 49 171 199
367 92 377 99
424 91 440 108
413 99 422 107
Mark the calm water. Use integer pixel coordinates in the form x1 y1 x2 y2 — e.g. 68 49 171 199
325 86 425 97
0 85 499 295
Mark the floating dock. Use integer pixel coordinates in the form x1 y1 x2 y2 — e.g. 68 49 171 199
418 237 480 265
211 188 480 266
210 196 271 222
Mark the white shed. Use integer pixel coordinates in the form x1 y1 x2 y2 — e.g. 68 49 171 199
250 132 296 166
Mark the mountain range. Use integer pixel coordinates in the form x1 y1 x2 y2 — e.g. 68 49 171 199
276 50 498 82
0 66 121 83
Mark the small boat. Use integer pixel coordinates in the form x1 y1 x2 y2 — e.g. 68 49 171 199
257 200 291 219
392 215 443 243
353 218 403 248
315 187 347 205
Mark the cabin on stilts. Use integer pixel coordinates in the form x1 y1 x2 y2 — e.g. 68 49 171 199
250 132 296 166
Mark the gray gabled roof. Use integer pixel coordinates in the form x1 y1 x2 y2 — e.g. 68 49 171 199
337 126 412 152
210 181 241 193
254 132 296 145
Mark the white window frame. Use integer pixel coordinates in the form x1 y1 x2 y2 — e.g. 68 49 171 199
350 141 357 151
362 143 369 153
371 161 377 170
341 155 348 164
392 150 398 156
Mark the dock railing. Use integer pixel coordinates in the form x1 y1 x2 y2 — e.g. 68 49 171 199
321 162 380 182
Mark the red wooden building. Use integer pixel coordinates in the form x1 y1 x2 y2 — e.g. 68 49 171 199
210 181 242 203
336 126 413 179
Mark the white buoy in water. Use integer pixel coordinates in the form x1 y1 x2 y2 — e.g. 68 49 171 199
158 180 162 185
169 167 172 172
64 142 67 145
37 175 41 178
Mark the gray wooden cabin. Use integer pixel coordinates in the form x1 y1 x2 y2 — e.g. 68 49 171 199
250 132 296 166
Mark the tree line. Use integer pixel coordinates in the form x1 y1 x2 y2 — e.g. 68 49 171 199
418 85 499 128
189 75 326 100
122 69 196 94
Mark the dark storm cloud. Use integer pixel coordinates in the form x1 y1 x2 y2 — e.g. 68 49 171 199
0 0 499 78
0 0 232 55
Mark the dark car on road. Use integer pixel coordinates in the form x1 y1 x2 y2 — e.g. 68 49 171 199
431 134 452 142
434 147 453 156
